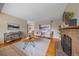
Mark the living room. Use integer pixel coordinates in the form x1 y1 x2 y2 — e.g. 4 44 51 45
0 3 79 56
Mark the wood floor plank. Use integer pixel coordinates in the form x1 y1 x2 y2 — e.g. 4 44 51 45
46 38 56 56
0 45 26 56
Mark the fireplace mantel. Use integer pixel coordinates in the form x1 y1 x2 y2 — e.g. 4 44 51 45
61 26 79 30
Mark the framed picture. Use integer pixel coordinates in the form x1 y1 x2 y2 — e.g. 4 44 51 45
8 23 20 30
39 24 51 37
27 24 34 33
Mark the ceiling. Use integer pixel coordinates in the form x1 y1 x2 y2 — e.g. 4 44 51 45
1 3 67 23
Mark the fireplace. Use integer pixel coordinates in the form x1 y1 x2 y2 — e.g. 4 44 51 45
61 34 72 56
60 26 79 56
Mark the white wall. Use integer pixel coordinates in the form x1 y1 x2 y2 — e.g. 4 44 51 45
0 3 4 11
0 13 27 43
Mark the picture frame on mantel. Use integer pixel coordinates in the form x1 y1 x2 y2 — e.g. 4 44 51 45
69 18 77 26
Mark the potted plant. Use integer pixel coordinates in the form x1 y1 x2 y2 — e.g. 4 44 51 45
63 11 74 26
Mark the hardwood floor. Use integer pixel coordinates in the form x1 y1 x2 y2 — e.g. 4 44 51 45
46 38 56 56
0 39 21 48
0 45 26 56
0 38 57 56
